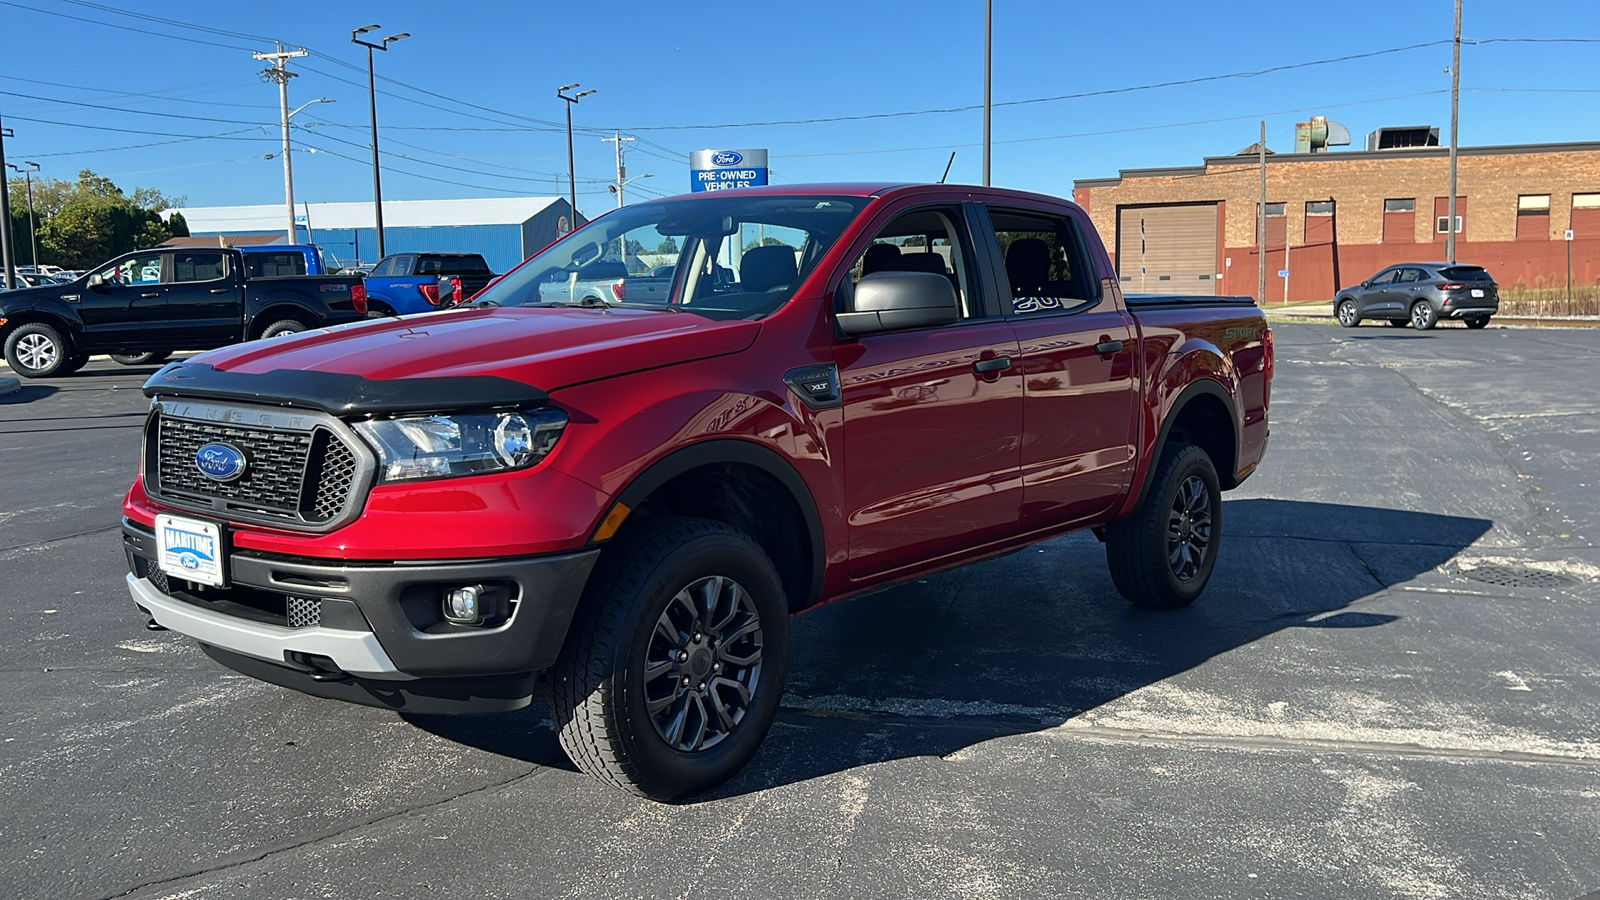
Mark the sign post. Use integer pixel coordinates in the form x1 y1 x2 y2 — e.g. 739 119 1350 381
1567 228 1575 309
690 149 769 193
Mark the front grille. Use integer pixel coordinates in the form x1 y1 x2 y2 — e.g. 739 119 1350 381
147 402 372 531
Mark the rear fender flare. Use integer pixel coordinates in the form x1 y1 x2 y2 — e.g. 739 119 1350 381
1125 378 1240 514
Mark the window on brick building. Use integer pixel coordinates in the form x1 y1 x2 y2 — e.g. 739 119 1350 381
1305 201 1333 247
1383 198 1416 243
1433 196 1467 240
1573 193 1600 240
1516 194 1550 241
1257 202 1286 249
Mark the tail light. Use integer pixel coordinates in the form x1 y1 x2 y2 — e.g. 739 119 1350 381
612 281 626 301
448 276 464 306
420 282 441 305
1439 282 1465 290
350 282 368 315
1263 326 1274 412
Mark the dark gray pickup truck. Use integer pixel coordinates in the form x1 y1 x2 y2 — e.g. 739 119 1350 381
0 246 367 377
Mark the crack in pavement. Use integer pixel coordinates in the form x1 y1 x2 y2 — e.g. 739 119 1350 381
101 766 555 900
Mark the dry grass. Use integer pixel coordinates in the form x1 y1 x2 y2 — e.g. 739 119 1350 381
1497 283 1600 317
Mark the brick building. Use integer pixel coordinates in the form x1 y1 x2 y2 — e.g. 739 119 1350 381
1072 139 1600 302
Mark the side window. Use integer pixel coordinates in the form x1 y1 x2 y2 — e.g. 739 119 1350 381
844 206 976 318
416 257 444 276
1397 268 1423 284
1370 269 1399 285
984 207 1101 316
393 255 417 277
171 252 227 283
98 253 163 286
368 258 396 278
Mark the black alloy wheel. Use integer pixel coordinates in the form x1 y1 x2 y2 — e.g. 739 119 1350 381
1337 299 1360 328
1411 301 1438 331
549 516 789 800
1104 442 1223 609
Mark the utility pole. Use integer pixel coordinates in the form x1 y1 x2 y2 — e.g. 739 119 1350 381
352 25 408 260
255 43 309 246
602 132 635 208
0 117 15 290
982 0 992 186
1257 120 1267 304
558 85 596 231
1446 0 1462 264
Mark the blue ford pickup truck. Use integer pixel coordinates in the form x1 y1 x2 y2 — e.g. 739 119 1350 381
362 252 496 315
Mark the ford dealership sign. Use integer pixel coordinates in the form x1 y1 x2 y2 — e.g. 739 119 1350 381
690 149 768 193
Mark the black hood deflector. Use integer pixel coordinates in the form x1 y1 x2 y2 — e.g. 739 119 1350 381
143 362 548 416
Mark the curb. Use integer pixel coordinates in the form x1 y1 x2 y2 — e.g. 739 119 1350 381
0 375 19 396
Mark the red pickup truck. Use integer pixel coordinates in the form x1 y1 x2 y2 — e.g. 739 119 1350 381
121 184 1272 799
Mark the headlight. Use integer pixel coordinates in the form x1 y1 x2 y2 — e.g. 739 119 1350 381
353 408 568 482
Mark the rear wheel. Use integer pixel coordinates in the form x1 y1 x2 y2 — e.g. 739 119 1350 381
4 323 73 378
1411 301 1438 331
1336 299 1360 328
110 351 171 366
549 516 789 800
258 318 308 340
1465 316 1490 330
1104 443 1223 609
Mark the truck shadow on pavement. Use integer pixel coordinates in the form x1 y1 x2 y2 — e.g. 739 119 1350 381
407 499 1490 801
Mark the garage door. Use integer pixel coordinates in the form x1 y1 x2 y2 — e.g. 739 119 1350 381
1116 205 1218 296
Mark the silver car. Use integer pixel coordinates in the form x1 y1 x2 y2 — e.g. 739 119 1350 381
1334 263 1499 330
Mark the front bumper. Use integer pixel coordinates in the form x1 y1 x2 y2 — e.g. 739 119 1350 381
123 518 599 687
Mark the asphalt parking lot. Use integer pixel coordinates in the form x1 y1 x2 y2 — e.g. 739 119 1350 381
3 323 1599 900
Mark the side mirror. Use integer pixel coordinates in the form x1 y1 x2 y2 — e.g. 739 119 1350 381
836 271 960 338
87 273 107 291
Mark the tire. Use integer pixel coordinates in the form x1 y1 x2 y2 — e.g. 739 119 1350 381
1465 316 1490 330
549 516 789 800
1104 443 1223 609
1336 299 1360 328
1411 301 1438 331
365 302 396 319
258 318 308 340
1388 319 1409 328
110 351 171 366
4 322 74 378
59 352 90 376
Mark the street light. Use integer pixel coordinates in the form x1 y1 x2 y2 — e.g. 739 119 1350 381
4 160 39 269
280 97 333 244
558 84 596 232
0 120 15 290
353 25 408 260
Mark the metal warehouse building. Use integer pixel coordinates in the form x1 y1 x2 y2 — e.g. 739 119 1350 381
1072 134 1600 302
165 197 581 273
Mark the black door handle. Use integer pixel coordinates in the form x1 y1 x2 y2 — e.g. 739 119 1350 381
973 356 1012 374
1094 340 1124 354
139 292 160 298
210 288 230 294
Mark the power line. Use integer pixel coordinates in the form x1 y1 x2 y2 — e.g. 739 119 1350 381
0 89 273 127
0 73 273 110
3 115 275 142
0 0 265 51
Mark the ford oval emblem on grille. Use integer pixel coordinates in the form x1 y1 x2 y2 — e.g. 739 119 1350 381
711 150 743 166
195 442 247 482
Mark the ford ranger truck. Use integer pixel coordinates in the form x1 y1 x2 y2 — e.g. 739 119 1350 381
122 184 1272 800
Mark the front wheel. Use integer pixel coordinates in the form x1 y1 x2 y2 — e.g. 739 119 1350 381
1411 301 1438 331
1104 443 1223 609
4 323 74 378
549 516 789 800
110 351 171 366
1465 316 1490 330
1336 299 1360 328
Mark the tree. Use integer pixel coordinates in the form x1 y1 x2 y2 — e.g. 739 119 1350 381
656 237 679 254
14 169 188 269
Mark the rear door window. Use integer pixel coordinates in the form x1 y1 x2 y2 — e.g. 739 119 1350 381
171 251 228 282
982 206 1102 316
1397 268 1425 283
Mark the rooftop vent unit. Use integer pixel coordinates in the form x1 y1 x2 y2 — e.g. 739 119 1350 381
1366 126 1441 150
1293 116 1352 153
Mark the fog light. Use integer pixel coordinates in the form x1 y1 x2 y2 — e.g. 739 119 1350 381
444 585 484 625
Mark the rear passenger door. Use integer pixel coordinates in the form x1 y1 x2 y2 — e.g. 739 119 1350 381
165 250 241 346
834 201 1024 579
977 202 1139 530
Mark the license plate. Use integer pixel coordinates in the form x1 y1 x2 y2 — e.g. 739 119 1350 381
155 514 227 587
1471 289 1485 297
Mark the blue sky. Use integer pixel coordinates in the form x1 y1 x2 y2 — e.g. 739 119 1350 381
2 0 1595 218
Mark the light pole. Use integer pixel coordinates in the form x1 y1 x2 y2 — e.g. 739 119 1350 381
4 160 38 268
982 0 991 186
558 84 596 231
352 25 408 260
0 118 15 290
1446 0 1462 264
254 44 313 245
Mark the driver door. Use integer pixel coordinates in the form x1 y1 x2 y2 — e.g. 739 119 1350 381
1359 268 1401 316
78 252 168 348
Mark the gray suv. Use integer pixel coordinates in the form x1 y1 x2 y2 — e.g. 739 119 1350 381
1334 263 1499 330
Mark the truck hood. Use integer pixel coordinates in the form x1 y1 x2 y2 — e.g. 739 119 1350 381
191 306 761 393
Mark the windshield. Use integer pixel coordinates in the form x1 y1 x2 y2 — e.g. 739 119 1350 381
475 194 862 320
